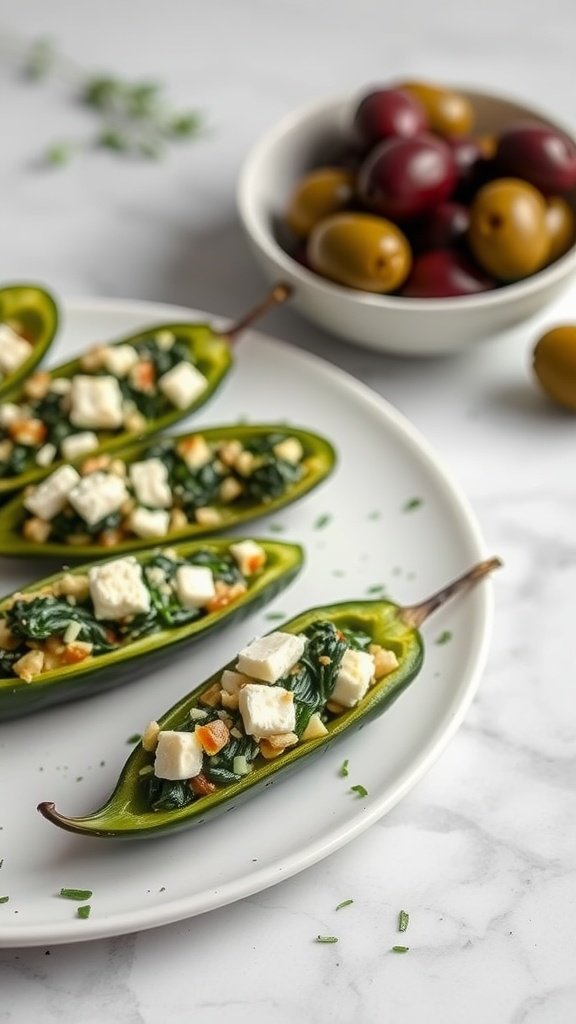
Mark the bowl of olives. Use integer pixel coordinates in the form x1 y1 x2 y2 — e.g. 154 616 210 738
238 81 576 355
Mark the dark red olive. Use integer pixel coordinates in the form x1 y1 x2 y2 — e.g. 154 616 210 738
400 248 495 298
411 202 470 251
496 121 576 195
352 88 428 148
358 134 457 220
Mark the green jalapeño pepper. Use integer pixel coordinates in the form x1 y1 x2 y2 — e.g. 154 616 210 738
0 537 303 719
0 285 291 498
0 424 335 558
0 283 59 399
38 558 501 839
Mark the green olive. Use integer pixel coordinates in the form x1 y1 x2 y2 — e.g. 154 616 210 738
399 80 474 137
468 178 550 281
285 168 356 238
533 326 576 411
307 212 412 293
545 197 576 264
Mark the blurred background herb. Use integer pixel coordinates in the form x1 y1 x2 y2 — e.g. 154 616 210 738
4 32 204 166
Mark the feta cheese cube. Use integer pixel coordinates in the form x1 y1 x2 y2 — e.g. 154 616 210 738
89 556 150 620
129 506 170 539
23 465 81 521
238 683 296 737
177 434 212 471
0 402 22 428
236 631 306 683
68 471 128 526
175 565 216 609
273 437 304 464
220 668 252 694
158 361 208 409
331 649 375 708
102 344 139 377
60 431 99 462
230 539 266 577
69 375 124 429
129 458 172 508
35 443 57 467
0 326 32 375
154 730 203 780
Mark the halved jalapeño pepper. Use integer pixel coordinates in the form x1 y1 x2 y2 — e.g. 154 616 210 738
38 558 501 839
0 284 59 399
0 285 290 498
0 424 335 558
0 537 303 719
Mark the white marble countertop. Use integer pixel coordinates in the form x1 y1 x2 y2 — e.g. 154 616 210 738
1 2 575 1021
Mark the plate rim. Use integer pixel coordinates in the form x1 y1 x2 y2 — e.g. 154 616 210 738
1 294 494 947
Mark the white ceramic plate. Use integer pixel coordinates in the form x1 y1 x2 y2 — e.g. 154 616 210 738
0 298 494 947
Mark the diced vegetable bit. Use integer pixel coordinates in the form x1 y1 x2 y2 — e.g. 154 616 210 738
398 910 409 932
0 329 209 481
59 887 93 900
391 945 409 953
0 543 266 682
18 431 309 547
77 905 91 919
316 935 338 944
335 899 354 911
140 620 400 813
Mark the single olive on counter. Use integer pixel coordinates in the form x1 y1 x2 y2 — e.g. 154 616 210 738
307 212 412 292
401 248 494 298
285 167 356 238
496 121 576 195
468 178 550 281
397 81 474 137
544 196 576 263
533 326 576 411
358 133 457 220
352 87 428 148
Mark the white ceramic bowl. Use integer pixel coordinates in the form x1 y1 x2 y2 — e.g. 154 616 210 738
237 88 576 356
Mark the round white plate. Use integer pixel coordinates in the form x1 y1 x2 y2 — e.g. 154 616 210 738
0 297 494 947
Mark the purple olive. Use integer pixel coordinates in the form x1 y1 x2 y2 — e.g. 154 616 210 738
400 248 495 298
496 121 576 195
411 201 470 251
358 133 457 220
352 88 428 148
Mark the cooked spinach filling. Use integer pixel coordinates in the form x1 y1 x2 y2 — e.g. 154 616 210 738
143 621 373 812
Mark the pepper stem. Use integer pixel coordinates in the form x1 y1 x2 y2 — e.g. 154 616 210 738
225 282 293 341
399 556 502 629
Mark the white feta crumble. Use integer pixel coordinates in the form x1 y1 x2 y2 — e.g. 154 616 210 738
69 374 124 429
175 565 216 609
88 556 150 620
220 668 252 694
0 402 21 427
273 437 304 464
35 443 57 468
331 648 375 708
238 683 296 737
236 631 306 683
229 539 266 577
178 434 212 470
154 730 203 780
154 329 175 351
0 325 32 375
129 507 170 538
102 344 139 377
23 465 81 521
50 377 72 395
60 431 99 462
158 361 208 409
68 471 128 526
129 458 172 508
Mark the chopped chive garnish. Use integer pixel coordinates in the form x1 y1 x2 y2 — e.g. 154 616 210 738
314 513 332 530
366 584 385 594
368 510 381 520
0 896 9 904
268 523 285 533
350 784 368 798
265 612 286 621
59 888 93 901
435 631 453 645
316 935 338 944
339 759 350 777
335 899 354 911
127 734 142 743
403 497 423 512
398 910 409 932
77 905 91 919
391 945 409 953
